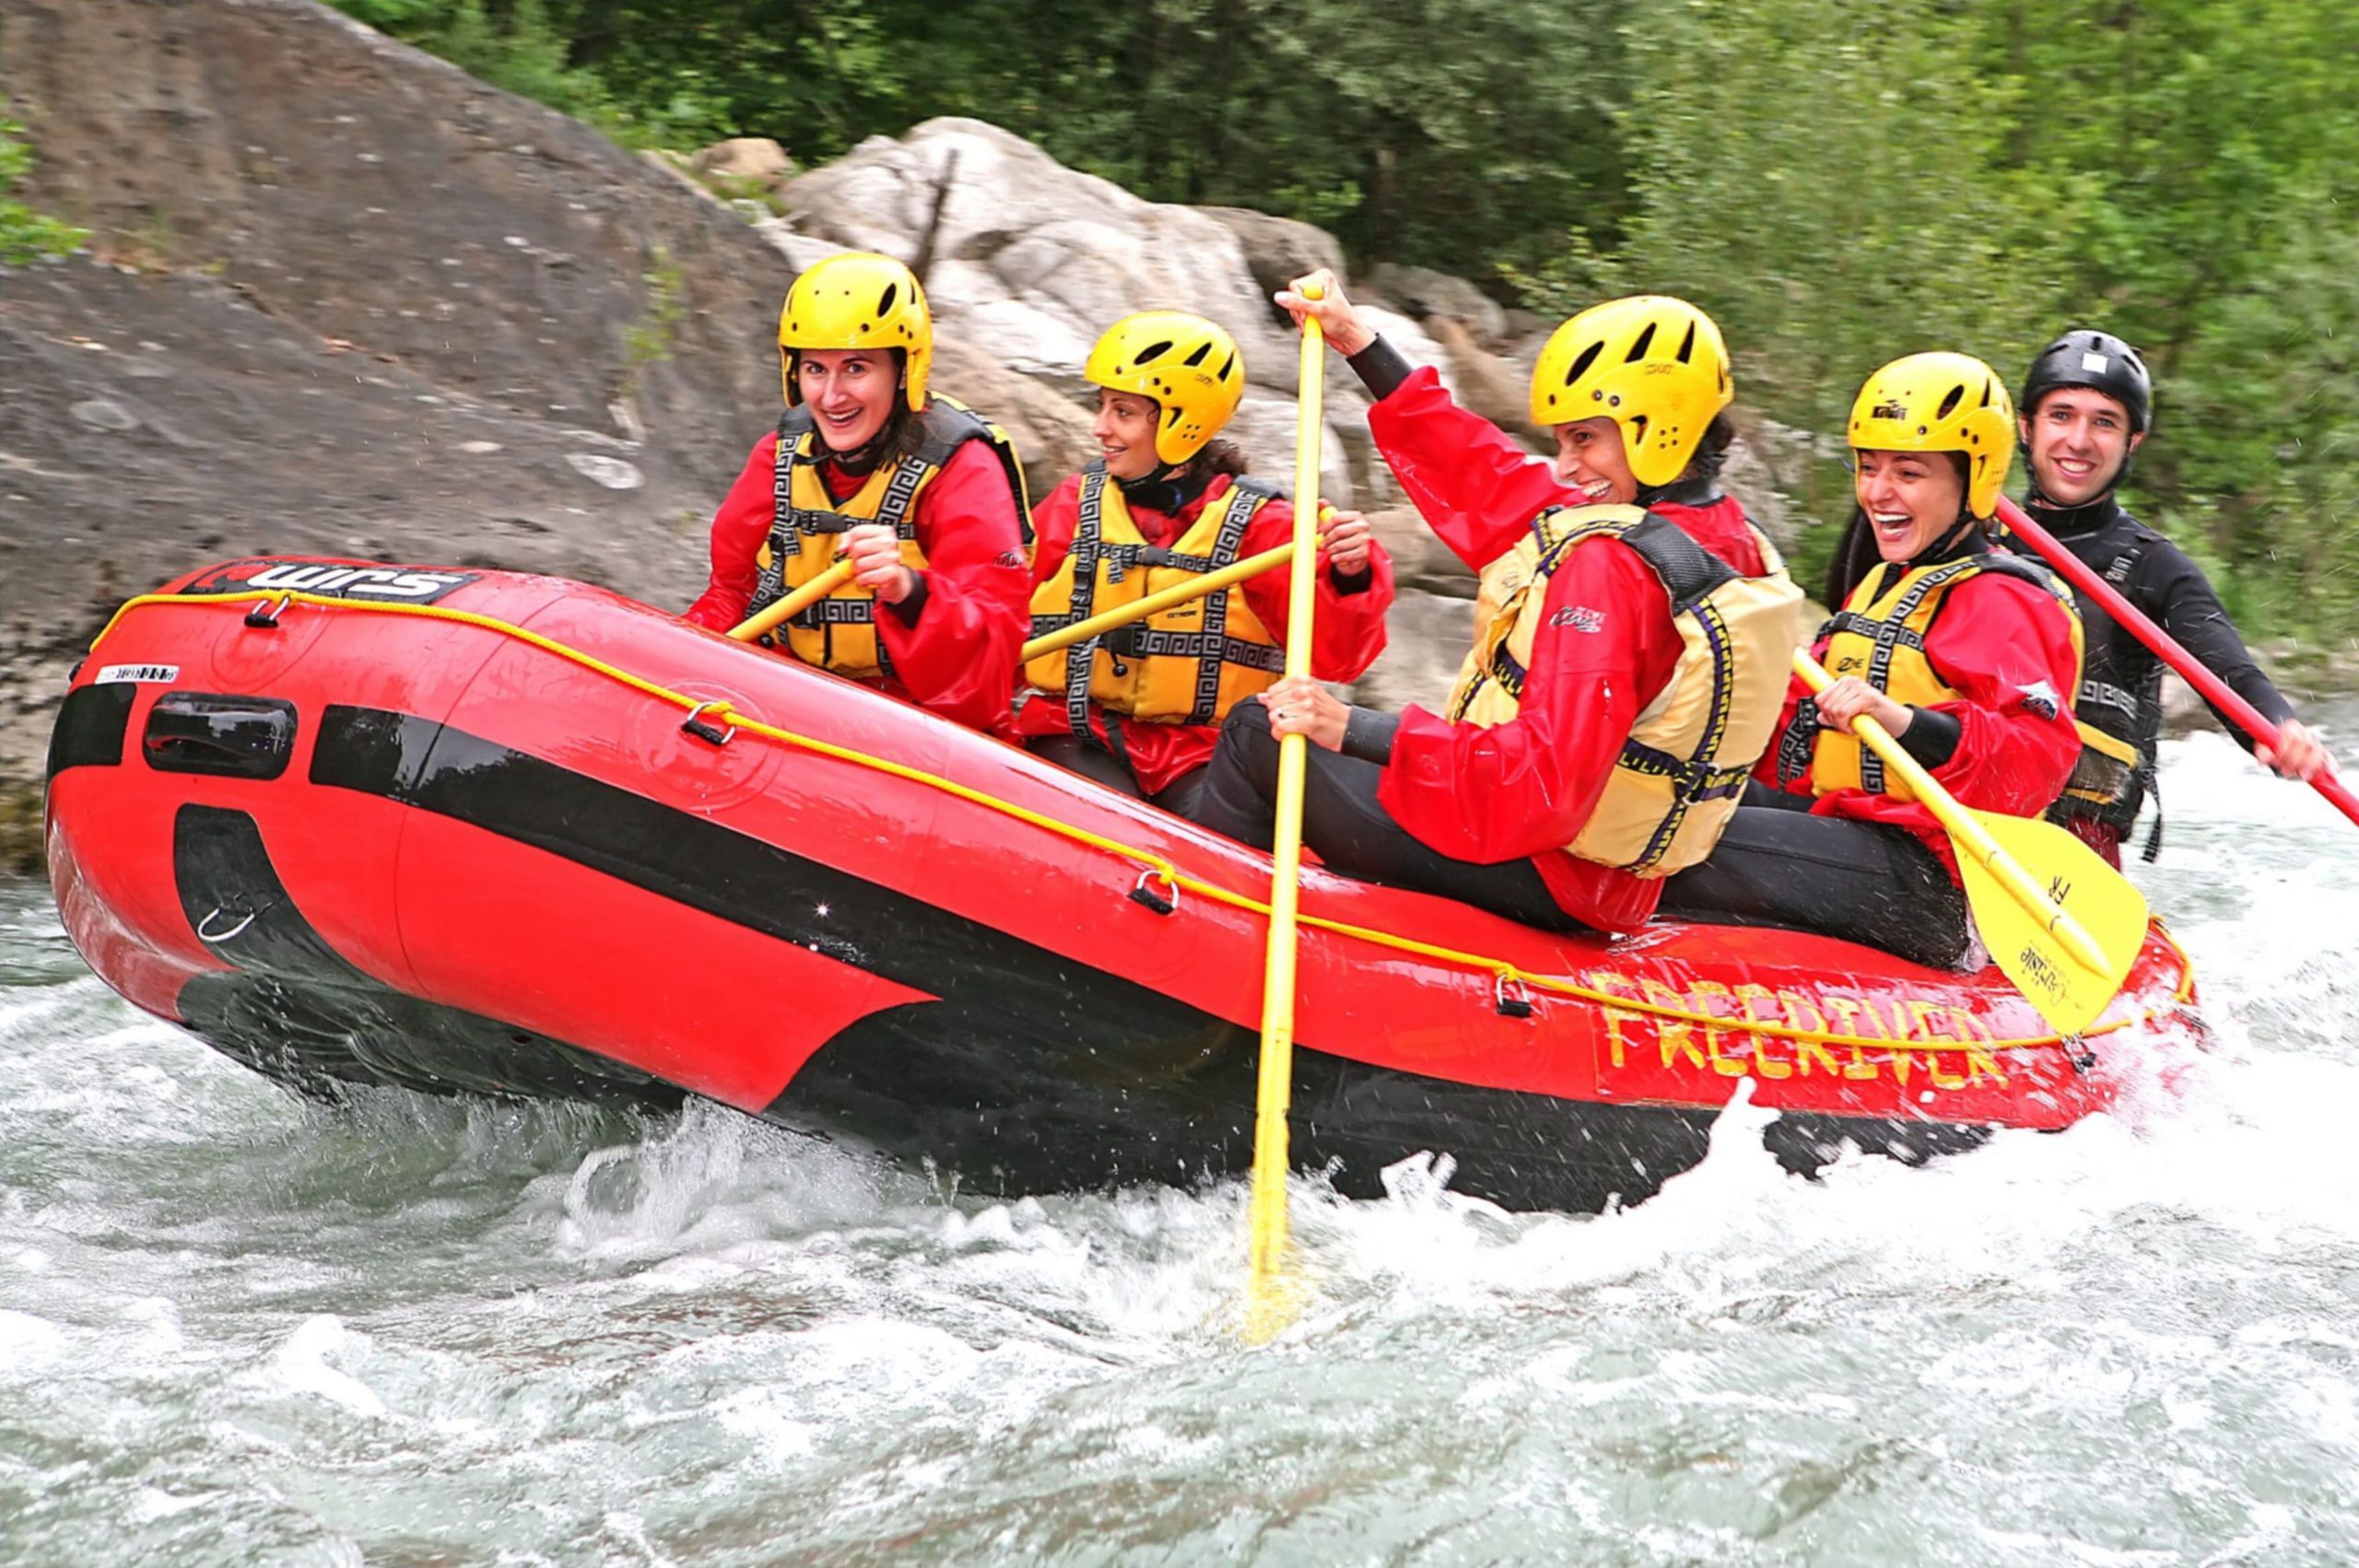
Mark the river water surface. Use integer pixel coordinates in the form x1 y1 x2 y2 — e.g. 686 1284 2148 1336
6 710 2359 1565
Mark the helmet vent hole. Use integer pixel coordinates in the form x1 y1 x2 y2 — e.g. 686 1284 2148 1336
1625 322 1658 362
1676 321 1697 363
877 282 898 317
1936 384 1966 421
1182 341 1212 368
1978 379 1993 408
1135 340 1173 366
1566 341 1603 385
1217 353 1237 382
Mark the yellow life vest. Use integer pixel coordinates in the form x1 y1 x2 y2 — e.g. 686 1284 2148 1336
1788 549 2083 802
1446 503 1806 877
1023 469 1285 729
745 395 1029 680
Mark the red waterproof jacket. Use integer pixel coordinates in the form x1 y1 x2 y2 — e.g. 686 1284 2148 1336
684 430 1032 732
1368 368 1768 933
1758 568 2083 880
1014 472 1395 794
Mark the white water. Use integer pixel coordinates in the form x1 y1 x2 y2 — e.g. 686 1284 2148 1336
5 713 2357 1565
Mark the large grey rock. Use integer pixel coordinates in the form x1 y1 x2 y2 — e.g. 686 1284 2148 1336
1368 262 1509 347
1199 205 1345 308
1345 588 1475 717
773 119 1298 395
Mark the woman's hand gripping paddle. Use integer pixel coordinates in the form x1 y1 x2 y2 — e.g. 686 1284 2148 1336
1241 290 1331 1343
1793 650 2148 1036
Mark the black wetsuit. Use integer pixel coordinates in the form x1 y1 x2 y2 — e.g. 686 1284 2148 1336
2023 496 2295 860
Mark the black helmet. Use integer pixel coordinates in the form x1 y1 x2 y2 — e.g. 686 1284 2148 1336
2020 330 2153 434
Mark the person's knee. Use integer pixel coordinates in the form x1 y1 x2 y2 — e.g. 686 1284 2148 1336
1215 696 1278 766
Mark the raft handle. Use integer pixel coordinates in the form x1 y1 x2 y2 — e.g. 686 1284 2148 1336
680 701 736 747
1495 973 1536 1020
244 594 292 629
1129 868 1180 917
196 905 260 943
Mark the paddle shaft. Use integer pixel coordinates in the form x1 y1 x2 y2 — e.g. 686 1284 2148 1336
1020 543 1296 662
1997 497 2359 830
1793 650 2115 976
725 560 857 643
1244 300 1327 1331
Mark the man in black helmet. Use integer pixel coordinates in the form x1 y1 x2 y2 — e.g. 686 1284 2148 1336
2013 329 2327 867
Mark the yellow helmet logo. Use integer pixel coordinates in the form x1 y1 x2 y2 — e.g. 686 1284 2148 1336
777 252 934 412
1529 296 1732 489
1085 311 1247 467
1848 352 2015 520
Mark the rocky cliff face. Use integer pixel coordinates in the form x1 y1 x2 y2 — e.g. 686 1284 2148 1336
0 0 1789 870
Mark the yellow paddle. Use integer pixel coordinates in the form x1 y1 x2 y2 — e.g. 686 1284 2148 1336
1792 649 2147 1035
1241 292 1329 1341
725 559 858 643
1021 516 1342 663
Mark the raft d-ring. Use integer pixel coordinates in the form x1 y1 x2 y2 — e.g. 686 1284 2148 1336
1128 867 1180 917
680 700 736 746
244 594 293 629
2064 1036 2097 1073
1494 972 1536 1020
197 905 258 943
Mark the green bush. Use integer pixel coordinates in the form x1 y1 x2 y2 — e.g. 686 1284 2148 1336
1 104 86 265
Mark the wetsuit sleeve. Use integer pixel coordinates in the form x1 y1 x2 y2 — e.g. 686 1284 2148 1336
882 439 1033 731
683 433 780 630
1366 366 1573 574
1233 495 1396 684
1916 576 2085 814
1026 474 1086 587
1378 537 1680 862
2141 535 2298 744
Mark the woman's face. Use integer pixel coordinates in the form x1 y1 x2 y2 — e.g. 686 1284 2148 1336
794 349 898 451
1854 448 1966 562
1548 416 1638 505
1092 388 1163 482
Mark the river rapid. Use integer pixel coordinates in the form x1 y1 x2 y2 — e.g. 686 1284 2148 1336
6 709 2358 1566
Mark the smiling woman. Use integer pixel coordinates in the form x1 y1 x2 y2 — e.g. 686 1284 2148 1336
682 252 1035 732
1658 352 2087 968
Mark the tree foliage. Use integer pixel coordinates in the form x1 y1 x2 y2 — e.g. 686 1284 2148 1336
1 102 87 265
326 0 2359 633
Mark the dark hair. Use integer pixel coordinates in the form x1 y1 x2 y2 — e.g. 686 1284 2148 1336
1177 438 1250 485
1821 450 1979 606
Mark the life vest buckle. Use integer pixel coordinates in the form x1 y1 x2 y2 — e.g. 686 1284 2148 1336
244 594 292 629
1128 867 1180 917
680 700 736 747
1494 973 1536 1020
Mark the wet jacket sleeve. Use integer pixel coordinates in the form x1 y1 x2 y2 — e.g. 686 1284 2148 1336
1233 494 1395 683
1365 366 1571 574
1915 575 2085 814
683 433 779 630
883 439 1034 731
1378 537 1681 862
2142 535 2298 742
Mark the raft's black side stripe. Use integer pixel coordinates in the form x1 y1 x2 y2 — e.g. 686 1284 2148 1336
47 682 137 778
293 703 1980 1209
297 704 1723 1204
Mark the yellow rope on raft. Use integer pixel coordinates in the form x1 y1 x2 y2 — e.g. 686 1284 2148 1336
96 591 2200 1055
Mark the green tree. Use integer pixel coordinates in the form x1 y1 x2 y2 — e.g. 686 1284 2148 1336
1 103 87 265
1528 0 2077 572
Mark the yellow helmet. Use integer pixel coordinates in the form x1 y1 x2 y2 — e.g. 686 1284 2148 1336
1084 311 1247 466
777 252 933 411
1848 352 2015 520
1529 295 1732 488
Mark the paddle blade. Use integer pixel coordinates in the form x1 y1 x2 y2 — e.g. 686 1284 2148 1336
1957 810 2149 1036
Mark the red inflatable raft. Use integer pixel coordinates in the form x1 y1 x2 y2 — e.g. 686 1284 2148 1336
44 557 2204 1211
